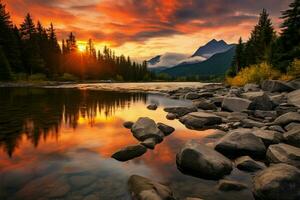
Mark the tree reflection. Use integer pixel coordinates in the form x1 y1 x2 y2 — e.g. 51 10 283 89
0 88 147 157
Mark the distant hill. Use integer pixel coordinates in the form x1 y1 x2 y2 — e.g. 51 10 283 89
148 55 161 65
161 46 236 77
192 39 234 58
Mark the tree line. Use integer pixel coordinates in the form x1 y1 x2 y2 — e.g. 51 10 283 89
229 0 300 77
0 2 152 81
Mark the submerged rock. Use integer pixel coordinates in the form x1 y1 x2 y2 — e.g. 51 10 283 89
111 144 147 161
147 104 158 110
217 179 247 191
253 164 300 200
176 140 232 179
123 121 134 129
157 123 175 136
179 112 222 130
166 113 176 120
128 175 175 200
131 117 164 142
222 97 252 112
266 143 300 168
261 80 295 93
235 156 265 172
215 128 266 158
164 106 197 117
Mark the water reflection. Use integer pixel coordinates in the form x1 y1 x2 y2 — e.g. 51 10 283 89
0 88 254 200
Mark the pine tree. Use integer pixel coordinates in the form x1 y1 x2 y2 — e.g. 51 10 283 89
20 13 44 74
0 46 12 80
47 23 61 75
232 37 245 74
0 1 23 73
273 0 300 71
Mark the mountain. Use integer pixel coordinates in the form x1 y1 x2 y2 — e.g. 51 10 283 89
147 55 161 65
192 39 234 58
161 46 236 77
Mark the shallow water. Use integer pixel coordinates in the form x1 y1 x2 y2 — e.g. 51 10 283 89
0 87 254 200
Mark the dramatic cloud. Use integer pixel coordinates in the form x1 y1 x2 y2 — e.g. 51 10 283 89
3 0 292 60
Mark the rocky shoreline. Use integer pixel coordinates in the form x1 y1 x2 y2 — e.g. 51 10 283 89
112 79 300 200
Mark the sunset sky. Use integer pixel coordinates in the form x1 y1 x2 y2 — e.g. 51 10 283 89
3 0 291 61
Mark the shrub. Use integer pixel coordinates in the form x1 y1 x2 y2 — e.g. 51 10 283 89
58 73 78 81
28 73 47 81
287 59 300 78
226 62 281 86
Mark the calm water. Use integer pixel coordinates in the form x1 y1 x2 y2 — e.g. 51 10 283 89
0 87 254 200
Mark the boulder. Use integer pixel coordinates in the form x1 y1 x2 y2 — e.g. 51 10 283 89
192 100 217 110
254 110 277 119
215 128 266 158
111 144 147 161
287 78 300 89
179 112 222 130
272 112 300 126
242 91 274 111
244 83 260 92
288 89 300 108
185 92 200 100
241 118 265 128
147 104 158 110
227 112 248 122
222 97 252 112
285 122 300 131
266 143 300 168
164 106 197 117
198 92 214 98
253 164 300 200
211 96 225 107
205 130 227 139
270 93 288 105
217 179 247 191
185 198 203 200
261 80 295 93
253 129 283 146
128 175 175 200
141 138 158 150
268 125 285 133
123 121 134 129
235 156 265 172
131 117 164 142
284 128 300 147
166 113 176 120
176 140 232 179
157 123 175 136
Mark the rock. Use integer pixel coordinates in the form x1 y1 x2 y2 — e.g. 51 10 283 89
176 140 232 179
244 83 260 92
69 175 97 189
268 125 285 133
205 130 227 139
266 143 300 168
253 129 283 146
141 138 158 149
147 104 158 110
198 92 214 98
287 78 300 89
123 121 134 129
242 91 274 111
185 92 200 100
215 128 266 158
227 112 248 122
235 156 265 172
166 113 176 120
222 97 252 112
217 179 247 191
261 80 295 93
185 198 203 200
128 175 175 200
84 195 98 200
157 123 175 136
131 117 164 142
254 110 277 119
241 118 265 128
288 89 300 108
270 93 288 105
285 122 300 131
272 112 300 126
111 144 147 161
211 96 225 107
164 106 197 117
253 164 300 200
179 112 222 130
284 128 300 147
193 99 217 110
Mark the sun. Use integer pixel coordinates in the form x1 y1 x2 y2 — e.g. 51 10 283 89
78 44 86 52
